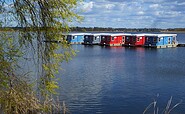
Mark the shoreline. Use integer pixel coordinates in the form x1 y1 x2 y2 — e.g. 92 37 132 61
0 27 185 33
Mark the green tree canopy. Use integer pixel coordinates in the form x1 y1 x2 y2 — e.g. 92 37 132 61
0 0 83 113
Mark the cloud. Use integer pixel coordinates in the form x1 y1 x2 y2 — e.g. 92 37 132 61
73 0 185 28
104 4 115 10
81 1 94 12
137 11 145 15
107 0 127 2
149 4 160 9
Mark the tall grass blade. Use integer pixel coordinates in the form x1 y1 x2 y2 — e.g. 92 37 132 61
164 96 173 114
168 100 182 114
143 101 155 114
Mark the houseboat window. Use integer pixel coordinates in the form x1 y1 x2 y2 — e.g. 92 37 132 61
168 37 171 44
72 36 75 39
67 35 71 39
102 36 105 41
132 36 136 42
146 37 150 42
126 37 130 41
94 37 97 41
158 37 161 42
133 37 136 42
123 36 125 42
112 37 114 41
173 37 176 41
153 37 157 42
137 37 141 42
172 37 176 44
106 37 109 41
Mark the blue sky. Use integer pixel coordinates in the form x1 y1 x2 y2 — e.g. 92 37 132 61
74 0 185 28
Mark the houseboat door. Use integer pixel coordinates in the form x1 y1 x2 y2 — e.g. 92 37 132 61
101 36 106 45
84 35 88 43
94 36 100 43
168 37 171 44
67 35 72 43
97 36 100 43
172 36 176 44
122 36 125 44
118 36 122 44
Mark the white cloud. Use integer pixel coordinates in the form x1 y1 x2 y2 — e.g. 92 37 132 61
105 4 115 10
137 11 145 15
149 4 160 9
74 0 185 28
141 0 165 3
154 11 162 16
81 1 94 12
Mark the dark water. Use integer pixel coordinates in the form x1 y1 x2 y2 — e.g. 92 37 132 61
58 33 185 114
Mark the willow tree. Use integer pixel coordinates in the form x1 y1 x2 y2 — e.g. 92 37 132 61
0 0 82 113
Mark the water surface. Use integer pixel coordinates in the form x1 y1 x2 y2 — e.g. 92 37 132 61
58 33 185 114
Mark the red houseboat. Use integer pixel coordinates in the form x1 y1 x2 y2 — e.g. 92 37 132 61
124 34 147 46
100 33 132 46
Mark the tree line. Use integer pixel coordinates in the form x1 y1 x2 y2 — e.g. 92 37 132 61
1 27 185 32
70 27 185 32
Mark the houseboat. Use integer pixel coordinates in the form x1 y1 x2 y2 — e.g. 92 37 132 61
144 34 178 48
133 34 147 46
124 33 158 47
123 34 137 46
100 33 132 46
83 33 104 45
66 33 85 44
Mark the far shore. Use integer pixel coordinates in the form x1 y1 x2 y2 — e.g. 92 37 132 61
0 27 185 33
160 31 185 33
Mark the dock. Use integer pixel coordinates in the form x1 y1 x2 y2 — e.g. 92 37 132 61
177 44 185 47
44 40 61 43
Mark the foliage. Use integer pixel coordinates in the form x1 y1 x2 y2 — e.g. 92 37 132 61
0 0 82 113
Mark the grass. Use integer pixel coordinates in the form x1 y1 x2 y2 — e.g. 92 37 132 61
143 96 182 114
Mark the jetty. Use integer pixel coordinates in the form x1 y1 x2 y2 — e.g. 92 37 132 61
177 44 185 47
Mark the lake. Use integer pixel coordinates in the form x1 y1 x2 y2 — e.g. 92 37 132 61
58 33 185 114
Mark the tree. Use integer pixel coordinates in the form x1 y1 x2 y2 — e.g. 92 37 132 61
0 0 82 113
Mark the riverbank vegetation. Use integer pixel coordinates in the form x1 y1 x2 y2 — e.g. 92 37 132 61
0 0 183 114
70 27 185 33
1 27 185 33
143 97 182 114
0 0 82 113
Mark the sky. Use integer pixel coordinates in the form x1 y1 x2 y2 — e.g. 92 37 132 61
74 0 185 28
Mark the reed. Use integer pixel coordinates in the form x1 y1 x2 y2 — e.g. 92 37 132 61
143 96 182 114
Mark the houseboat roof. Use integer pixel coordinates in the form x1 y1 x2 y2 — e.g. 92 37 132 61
134 33 177 37
68 33 86 36
134 33 158 36
157 34 177 37
123 33 133 36
101 33 133 36
90 33 111 36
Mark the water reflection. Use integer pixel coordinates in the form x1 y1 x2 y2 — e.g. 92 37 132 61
15 32 185 113
2 31 185 113
58 34 185 114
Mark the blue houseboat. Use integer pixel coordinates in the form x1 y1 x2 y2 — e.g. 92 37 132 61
144 34 178 48
66 33 85 44
83 33 103 45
